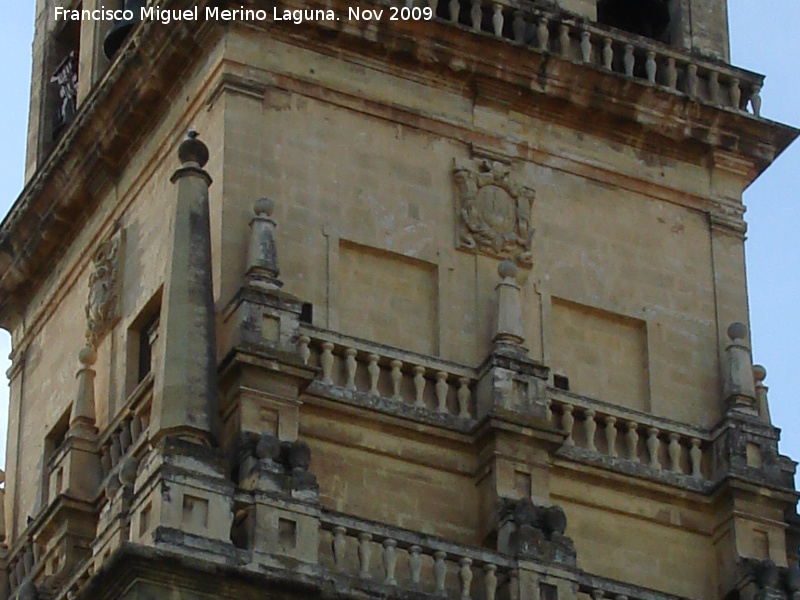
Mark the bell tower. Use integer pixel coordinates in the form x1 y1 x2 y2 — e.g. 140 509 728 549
2 1 797 600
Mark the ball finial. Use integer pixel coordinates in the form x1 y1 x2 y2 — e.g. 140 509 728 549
177 130 209 167
78 346 96 367
498 260 518 280
254 197 275 217
753 364 767 383
727 322 748 342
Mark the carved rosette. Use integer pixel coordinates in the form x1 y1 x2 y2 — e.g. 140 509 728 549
454 160 535 267
85 231 123 348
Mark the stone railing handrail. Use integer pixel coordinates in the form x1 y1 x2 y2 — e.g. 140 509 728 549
549 388 710 441
423 0 764 115
298 325 477 419
549 390 708 480
320 509 513 598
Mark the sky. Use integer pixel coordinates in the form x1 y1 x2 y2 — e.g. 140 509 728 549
0 3 797 474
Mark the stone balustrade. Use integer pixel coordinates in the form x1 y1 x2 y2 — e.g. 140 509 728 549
5 537 42 598
320 512 513 598
423 0 763 116
549 391 708 481
578 572 691 600
298 326 477 420
96 376 152 484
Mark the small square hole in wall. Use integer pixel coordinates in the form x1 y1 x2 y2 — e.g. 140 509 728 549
514 470 532 499
554 375 570 391
540 582 558 600
279 518 297 550
182 495 209 530
139 502 152 538
753 529 770 559
746 443 763 468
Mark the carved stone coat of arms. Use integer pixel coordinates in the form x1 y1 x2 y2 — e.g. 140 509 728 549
454 160 535 267
85 231 123 348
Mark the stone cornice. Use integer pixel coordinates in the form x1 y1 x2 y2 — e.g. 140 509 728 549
0 0 796 328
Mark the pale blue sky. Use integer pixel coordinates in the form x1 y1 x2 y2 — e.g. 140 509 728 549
0 3 797 473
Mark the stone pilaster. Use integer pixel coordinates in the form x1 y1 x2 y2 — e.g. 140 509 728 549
217 198 316 449
474 262 564 545
150 132 220 446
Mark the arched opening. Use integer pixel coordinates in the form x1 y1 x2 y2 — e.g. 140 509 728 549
596 0 672 42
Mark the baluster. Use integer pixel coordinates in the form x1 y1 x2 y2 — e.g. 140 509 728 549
687 64 698 98
592 590 604 600
646 51 657 83
580 31 591 63
332 526 347 572
709 71 720 105
513 11 526 43
492 4 503 37
546 398 553 422
345 348 358 391
561 404 575 446
605 416 617 458
368 354 380 396
750 84 762 116
690 438 703 478
101 445 112 475
730 78 742 110
449 0 459 23
460 557 473 599
358 532 372 579
434 551 448 594
298 335 311 365
584 409 597 452
647 427 660 470
15 557 24 583
428 0 438 14
436 371 449 413
602 38 613 70
131 414 142 442
390 360 403 401
669 433 682 473
23 544 34 572
458 378 471 418
559 24 570 58
485 564 498 600
510 570 520 600
471 0 482 31
666 57 678 90
409 545 423 584
321 342 335 385
110 433 122 466
623 44 634 77
383 539 398 585
537 17 549 52
414 366 426 408
626 421 639 463
119 419 132 454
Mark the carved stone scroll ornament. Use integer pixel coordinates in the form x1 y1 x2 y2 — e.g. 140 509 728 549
85 232 123 348
454 160 535 267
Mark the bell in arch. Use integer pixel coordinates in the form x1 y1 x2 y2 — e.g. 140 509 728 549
103 0 147 60
596 0 671 40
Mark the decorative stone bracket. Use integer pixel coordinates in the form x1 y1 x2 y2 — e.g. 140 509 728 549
454 159 535 267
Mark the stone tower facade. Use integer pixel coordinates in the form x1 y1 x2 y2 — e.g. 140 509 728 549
1 0 798 599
